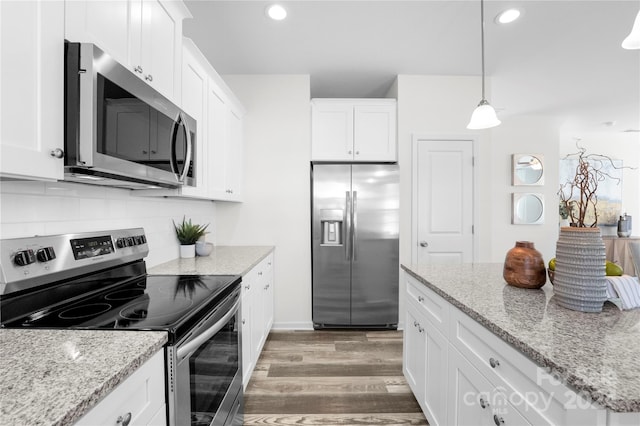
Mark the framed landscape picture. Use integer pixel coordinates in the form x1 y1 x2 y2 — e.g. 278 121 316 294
559 158 623 226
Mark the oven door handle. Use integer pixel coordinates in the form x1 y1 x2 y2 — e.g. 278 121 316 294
176 299 239 361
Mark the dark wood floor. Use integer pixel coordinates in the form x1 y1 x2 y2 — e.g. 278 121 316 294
243 330 428 425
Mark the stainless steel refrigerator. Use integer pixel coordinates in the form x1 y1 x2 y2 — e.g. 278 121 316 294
311 163 399 329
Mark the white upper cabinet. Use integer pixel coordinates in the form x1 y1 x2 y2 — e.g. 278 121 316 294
182 38 244 202
311 99 397 162
179 39 209 198
0 0 65 181
136 37 244 202
65 0 190 102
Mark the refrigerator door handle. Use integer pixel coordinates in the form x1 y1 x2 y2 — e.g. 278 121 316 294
352 190 358 261
345 191 351 261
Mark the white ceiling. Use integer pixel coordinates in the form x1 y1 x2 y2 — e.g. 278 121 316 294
183 0 640 133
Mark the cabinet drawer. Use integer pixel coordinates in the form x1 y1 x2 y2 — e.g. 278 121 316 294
450 307 604 426
406 276 449 335
76 350 166 425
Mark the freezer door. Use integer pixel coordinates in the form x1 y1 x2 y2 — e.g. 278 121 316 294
350 164 399 326
312 164 352 326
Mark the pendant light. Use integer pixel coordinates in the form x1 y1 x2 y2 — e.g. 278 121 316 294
467 0 501 129
622 10 640 50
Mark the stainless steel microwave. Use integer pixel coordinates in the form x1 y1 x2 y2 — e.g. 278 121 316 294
64 42 196 189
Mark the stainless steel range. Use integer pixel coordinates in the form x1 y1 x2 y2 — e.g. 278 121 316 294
0 228 243 426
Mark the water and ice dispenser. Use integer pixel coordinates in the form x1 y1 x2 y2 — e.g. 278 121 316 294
320 209 343 245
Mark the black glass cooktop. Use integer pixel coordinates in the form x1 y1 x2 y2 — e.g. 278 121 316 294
0 261 240 344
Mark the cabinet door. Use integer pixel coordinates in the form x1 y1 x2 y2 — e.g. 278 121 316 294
136 0 179 100
424 323 449 426
262 255 274 332
206 86 230 199
0 0 64 181
180 45 208 198
225 108 244 201
353 104 396 162
75 351 165 426
64 0 130 66
448 348 493 426
404 304 426 403
241 288 253 390
250 270 265 365
311 101 354 161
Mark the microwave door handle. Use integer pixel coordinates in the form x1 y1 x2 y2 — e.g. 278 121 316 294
176 299 239 361
180 113 193 183
169 115 180 176
170 112 192 184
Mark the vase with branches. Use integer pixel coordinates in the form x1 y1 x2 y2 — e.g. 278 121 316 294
558 144 624 228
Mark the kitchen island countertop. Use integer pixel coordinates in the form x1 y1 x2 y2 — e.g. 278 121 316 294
402 263 640 413
0 329 167 426
148 245 274 276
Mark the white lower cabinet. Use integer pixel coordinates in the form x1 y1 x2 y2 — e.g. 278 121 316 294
403 274 612 426
75 350 166 426
404 300 448 426
241 253 275 389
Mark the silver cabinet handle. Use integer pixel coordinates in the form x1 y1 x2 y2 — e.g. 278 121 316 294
145 74 153 82
418 296 425 303
50 148 64 159
134 65 143 74
489 357 500 368
413 320 419 327
419 241 429 247
355 151 360 155
493 415 504 425
348 150 352 154
479 397 489 409
117 412 132 426
245 284 250 290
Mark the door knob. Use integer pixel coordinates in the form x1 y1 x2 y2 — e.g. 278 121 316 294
419 241 429 247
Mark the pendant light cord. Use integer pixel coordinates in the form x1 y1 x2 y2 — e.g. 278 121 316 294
480 0 486 101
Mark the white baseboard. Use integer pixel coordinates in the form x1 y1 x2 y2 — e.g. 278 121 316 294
271 321 315 330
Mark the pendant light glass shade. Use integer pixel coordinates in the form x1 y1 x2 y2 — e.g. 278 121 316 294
467 100 501 129
622 10 640 49
467 0 501 130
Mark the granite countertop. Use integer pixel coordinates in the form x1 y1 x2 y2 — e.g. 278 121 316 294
148 245 274 276
0 329 167 426
402 263 640 413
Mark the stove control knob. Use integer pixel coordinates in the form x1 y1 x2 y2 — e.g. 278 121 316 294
36 247 56 262
14 249 35 266
116 238 126 248
127 237 135 246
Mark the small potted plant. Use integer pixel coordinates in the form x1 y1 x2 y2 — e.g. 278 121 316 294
173 216 209 258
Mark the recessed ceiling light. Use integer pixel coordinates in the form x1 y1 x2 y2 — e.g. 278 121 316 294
495 8 521 24
266 4 287 21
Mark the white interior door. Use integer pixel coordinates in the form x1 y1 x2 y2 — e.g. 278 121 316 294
413 138 474 264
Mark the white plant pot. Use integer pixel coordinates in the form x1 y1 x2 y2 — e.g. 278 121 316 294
180 244 196 258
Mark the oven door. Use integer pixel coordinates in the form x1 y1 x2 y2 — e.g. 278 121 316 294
168 288 243 426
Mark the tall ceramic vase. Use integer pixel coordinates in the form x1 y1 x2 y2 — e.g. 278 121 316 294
553 227 607 313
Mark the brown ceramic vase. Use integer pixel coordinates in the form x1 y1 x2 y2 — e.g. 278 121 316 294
503 241 547 289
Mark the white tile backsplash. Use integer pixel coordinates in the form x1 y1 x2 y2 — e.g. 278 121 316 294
0 181 216 267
